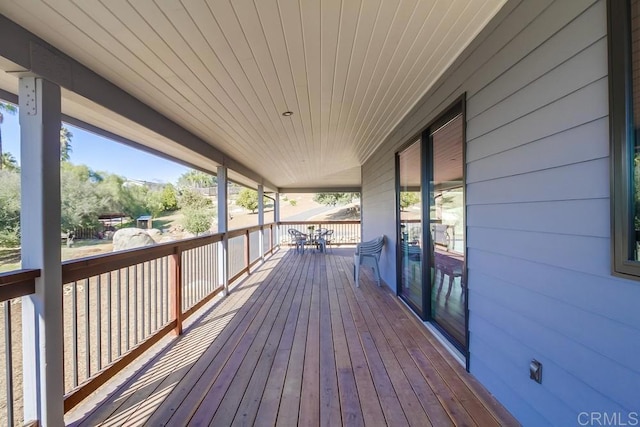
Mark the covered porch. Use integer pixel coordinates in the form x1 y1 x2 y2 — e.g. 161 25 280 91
66 248 516 427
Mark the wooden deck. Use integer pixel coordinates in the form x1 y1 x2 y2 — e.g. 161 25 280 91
66 248 518 426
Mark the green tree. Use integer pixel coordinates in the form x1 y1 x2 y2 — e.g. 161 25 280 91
60 163 104 231
160 183 178 211
181 207 213 235
145 189 166 217
399 192 420 211
0 102 17 170
60 126 73 161
178 186 214 235
313 192 359 206
1 152 19 172
236 188 259 213
0 169 21 247
178 187 212 210
177 169 216 189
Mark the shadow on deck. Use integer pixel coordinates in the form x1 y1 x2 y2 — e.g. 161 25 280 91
65 248 518 426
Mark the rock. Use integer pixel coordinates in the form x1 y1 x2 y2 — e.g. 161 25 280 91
112 228 156 251
146 228 163 241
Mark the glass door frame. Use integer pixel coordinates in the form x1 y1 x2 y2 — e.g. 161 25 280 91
394 95 469 361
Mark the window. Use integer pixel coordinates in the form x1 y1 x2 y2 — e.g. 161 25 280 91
609 0 640 278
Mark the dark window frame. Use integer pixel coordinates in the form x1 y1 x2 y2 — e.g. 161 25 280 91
608 0 640 279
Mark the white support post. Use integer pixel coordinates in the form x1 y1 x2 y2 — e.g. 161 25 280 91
274 192 280 247
217 166 229 295
258 185 264 262
19 76 64 426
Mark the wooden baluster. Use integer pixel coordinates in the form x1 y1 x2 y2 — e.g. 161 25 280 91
169 248 183 335
245 229 250 275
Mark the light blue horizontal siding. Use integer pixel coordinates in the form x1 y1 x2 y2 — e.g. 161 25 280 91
470 317 633 426
467 198 610 237
467 158 610 205
467 117 609 183
468 249 640 329
467 1 607 119
468 227 610 277
471 290 640 412
466 37 607 140
467 77 609 162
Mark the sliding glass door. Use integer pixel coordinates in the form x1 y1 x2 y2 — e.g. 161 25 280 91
397 139 424 315
428 113 466 349
396 99 467 352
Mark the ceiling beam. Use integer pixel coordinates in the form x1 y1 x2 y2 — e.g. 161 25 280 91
0 13 276 191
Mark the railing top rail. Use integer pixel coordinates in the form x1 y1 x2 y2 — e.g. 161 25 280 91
61 223 277 283
0 268 40 301
228 224 263 238
278 220 361 225
62 233 223 282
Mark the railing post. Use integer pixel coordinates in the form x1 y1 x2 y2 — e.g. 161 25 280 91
217 166 229 295
258 185 265 261
269 224 274 253
169 249 183 335
19 76 65 426
245 229 250 274
274 193 280 247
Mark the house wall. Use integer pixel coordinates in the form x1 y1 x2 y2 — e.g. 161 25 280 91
361 0 640 425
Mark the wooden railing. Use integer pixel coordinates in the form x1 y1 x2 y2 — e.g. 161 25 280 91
0 220 360 424
277 220 361 246
60 223 277 411
0 269 40 427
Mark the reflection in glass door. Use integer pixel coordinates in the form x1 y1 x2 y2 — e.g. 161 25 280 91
429 113 466 349
397 139 424 315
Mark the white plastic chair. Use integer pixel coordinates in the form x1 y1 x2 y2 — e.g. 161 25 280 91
288 229 307 254
316 229 334 253
353 235 385 287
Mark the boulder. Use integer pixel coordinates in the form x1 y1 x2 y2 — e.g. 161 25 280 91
112 228 156 251
146 228 163 241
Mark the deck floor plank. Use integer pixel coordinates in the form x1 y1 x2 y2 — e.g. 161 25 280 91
209 248 304 426
318 254 342 427
150 253 296 425
252 254 312 425
325 253 364 427
187 253 300 425
275 252 314 427
237 252 310 426
330 256 386 427
66 248 519 427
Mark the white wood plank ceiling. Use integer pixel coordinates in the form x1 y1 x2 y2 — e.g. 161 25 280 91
0 0 505 188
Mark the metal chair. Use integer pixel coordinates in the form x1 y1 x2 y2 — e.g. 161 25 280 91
353 235 385 287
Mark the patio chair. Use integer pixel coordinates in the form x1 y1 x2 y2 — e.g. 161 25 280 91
353 235 385 287
288 229 307 254
316 229 334 253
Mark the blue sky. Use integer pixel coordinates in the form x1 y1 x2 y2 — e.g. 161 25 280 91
1 109 190 183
